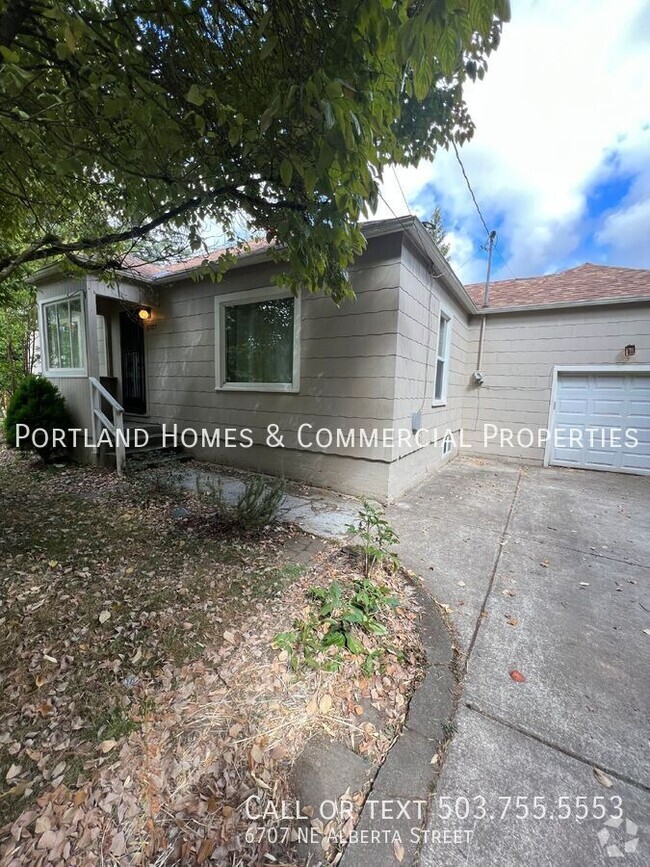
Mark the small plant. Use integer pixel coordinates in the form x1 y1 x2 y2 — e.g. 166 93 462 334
274 576 399 672
199 474 285 532
4 375 72 463
346 500 400 578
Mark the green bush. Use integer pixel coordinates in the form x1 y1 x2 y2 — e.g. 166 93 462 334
4 375 72 462
199 474 285 532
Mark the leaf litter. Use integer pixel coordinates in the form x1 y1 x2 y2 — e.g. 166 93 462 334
0 451 425 864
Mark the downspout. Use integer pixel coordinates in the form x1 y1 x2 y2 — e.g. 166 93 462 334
475 230 496 379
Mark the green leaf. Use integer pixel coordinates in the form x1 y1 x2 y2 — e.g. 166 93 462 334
280 158 293 187
185 84 205 107
0 45 20 64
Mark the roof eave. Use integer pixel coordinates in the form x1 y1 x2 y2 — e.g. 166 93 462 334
403 219 478 314
474 294 650 315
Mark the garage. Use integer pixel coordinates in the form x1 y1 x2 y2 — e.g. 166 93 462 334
548 368 650 475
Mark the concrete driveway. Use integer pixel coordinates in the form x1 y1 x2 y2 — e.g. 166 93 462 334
389 459 650 866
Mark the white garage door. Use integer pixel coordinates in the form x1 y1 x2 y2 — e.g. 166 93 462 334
549 371 650 475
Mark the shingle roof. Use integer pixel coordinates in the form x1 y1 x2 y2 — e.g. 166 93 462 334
466 263 650 309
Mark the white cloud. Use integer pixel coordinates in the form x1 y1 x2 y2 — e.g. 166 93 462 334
370 0 650 282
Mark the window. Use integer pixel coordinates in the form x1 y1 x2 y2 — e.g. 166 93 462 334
432 310 451 405
42 295 86 375
215 287 300 391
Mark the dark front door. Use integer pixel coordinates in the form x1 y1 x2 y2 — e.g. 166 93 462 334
120 311 146 414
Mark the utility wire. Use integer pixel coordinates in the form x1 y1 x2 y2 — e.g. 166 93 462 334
451 140 491 238
493 241 520 281
391 165 411 217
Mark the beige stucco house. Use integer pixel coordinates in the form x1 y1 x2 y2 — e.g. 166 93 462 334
33 217 650 501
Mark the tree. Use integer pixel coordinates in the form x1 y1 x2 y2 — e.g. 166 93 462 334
0 0 510 301
0 276 38 412
424 205 451 258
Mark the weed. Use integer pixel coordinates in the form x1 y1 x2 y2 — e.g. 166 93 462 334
346 500 400 578
199 474 285 533
442 719 457 739
274 576 399 672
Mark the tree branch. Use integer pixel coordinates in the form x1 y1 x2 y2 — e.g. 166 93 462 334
0 186 308 282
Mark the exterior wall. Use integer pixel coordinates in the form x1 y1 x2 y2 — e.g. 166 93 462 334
144 234 404 500
387 238 471 500
36 277 93 460
462 303 650 463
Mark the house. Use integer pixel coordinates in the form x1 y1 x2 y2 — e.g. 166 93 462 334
32 217 650 501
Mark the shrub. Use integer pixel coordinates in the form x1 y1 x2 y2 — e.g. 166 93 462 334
4 375 72 463
199 474 285 532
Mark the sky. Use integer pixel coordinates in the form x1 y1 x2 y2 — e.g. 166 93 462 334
370 0 650 285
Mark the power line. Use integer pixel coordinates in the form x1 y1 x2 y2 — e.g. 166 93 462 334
391 165 411 217
493 240 520 281
451 139 491 238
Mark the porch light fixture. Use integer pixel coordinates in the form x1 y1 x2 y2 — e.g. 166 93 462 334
624 344 636 358
138 307 151 321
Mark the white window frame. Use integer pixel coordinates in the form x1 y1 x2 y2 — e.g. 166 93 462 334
215 285 301 393
432 308 452 407
38 292 88 378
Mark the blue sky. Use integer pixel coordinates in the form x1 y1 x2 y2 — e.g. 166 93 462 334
371 0 650 285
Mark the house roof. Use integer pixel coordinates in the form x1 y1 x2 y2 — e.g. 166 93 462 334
466 263 650 311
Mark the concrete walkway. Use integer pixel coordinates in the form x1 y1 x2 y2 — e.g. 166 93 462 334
388 459 650 867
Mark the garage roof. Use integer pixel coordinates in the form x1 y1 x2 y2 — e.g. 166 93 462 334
466 263 650 310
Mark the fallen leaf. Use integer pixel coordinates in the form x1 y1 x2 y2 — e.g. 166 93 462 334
593 767 613 788
110 831 126 857
51 761 66 778
430 753 439 765
35 816 51 835
502 589 516 597
509 669 526 683
6 764 22 782
250 744 264 764
98 610 111 624
354 705 364 716
48 560 58 569
541 560 550 568
270 744 290 761
505 615 518 627
319 694 333 713
99 739 117 753
393 838 405 862
223 630 236 644
197 837 216 863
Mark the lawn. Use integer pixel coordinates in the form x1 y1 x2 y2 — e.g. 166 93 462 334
0 450 424 865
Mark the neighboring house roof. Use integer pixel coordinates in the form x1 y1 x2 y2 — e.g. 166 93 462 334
466 263 650 312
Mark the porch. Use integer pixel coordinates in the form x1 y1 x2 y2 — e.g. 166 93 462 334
35 271 163 472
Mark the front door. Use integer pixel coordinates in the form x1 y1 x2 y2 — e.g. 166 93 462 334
120 311 146 414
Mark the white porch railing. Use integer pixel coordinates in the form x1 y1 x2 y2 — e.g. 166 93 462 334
89 377 126 476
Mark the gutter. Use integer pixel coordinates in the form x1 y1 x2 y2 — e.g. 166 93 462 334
472 294 650 315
